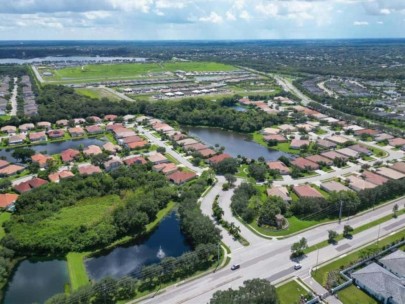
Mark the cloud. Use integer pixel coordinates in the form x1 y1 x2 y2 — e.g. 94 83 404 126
225 11 236 21
199 12 223 24
353 20 369 25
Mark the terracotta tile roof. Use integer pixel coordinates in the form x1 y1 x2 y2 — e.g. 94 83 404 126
184 143 207 151
347 175 377 191
267 186 291 201
389 138 405 147
293 185 323 198
14 178 48 193
267 161 290 174
321 151 348 161
85 125 103 134
47 129 65 138
305 155 333 165
391 162 405 174
290 139 310 149
78 164 102 175
104 115 117 121
321 181 351 193
123 155 147 166
0 193 19 208
376 167 405 180
0 159 9 169
0 164 25 176
31 153 53 168
83 145 102 156
197 149 216 158
60 149 80 163
316 139 337 149
362 170 388 185
48 170 74 183
126 141 148 149
122 135 144 144
354 128 379 136
208 153 232 164
29 131 47 141
68 127 85 136
291 157 319 170
153 163 178 175
168 171 197 184
264 134 287 142
148 153 168 164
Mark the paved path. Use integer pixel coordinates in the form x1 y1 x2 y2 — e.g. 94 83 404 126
99 85 135 102
9 77 18 116
31 65 44 83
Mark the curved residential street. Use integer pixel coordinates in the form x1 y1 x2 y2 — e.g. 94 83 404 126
9 77 17 116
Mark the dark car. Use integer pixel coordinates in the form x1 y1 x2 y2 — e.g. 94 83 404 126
231 264 240 270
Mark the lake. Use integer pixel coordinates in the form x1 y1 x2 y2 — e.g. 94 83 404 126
183 126 290 161
2 259 69 304
0 138 106 162
86 212 190 280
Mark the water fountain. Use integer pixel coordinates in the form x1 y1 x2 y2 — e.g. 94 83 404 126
156 246 166 259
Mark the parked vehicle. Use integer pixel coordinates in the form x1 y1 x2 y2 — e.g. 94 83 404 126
294 264 302 270
231 264 240 270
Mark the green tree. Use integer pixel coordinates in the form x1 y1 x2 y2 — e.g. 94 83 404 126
291 237 308 257
224 174 236 187
343 225 354 238
328 230 339 244
210 279 279 304
258 200 280 227
213 158 239 175
12 148 35 162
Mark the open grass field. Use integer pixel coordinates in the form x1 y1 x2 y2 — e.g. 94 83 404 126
43 61 236 84
75 87 121 101
276 280 310 304
66 252 90 290
8 195 122 250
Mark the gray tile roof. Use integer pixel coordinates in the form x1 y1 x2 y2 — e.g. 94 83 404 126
352 263 405 304
380 250 405 278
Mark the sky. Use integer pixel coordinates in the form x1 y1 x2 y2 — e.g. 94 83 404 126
0 0 404 40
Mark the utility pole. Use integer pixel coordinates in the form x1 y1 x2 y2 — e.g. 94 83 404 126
339 200 343 224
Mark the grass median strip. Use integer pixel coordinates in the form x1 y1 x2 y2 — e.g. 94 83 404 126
304 210 405 254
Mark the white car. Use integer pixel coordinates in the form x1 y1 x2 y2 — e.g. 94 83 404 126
294 264 302 270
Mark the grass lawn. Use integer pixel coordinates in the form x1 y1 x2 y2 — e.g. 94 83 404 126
249 216 328 237
45 61 236 84
66 252 90 290
274 142 300 155
75 88 121 101
313 229 405 287
337 285 377 304
236 164 250 179
0 115 11 122
164 153 180 165
277 280 311 304
252 131 268 147
0 212 11 240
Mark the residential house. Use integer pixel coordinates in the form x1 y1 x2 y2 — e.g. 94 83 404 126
336 148 359 158
376 167 405 180
305 155 333 166
379 250 405 278
348 144 372 156
104 156 123 172
87 116 102 123
207 153 232 165
103 142 121 154
37 121 51 130
347 175 377 191
262 127 280 135
184 143 207 151
391 162 405 174
168 171 197 185
153 163 178 175
267 161 290 175
266 186 291 202
352 263 405 304
8 134 26 145
0 193 19 210
321 181 351 193
316 139 337 149
1 125 17 134
177 138 199 146
73 118 86 125
14 177 48 193
0 164 25 177
29 131 47 142
31 153 53 168
19 123 35 132
78 164 102 176
68 127 85 137
290 139 310 149
123 155 147 166
293 185 323 198
48 170 74 183
48 129 65 139
291 157 319 170
148 153 168 165
197 148 216 158
362 171 388 186
326 135 351 145
126 141 148 150
83 145 102 156
374 133 394 143
389 138 405 147
56 119 69 127
0 159 9 169
264 134 287 143
354 129 379 137
104 114 117 121
60 149 80 163
321 151 348 161
278 124 296 133
85 125 104 135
